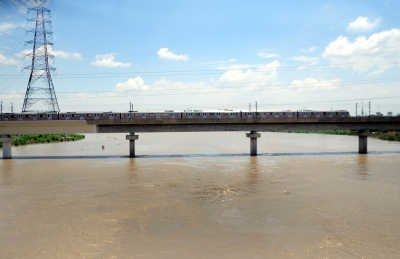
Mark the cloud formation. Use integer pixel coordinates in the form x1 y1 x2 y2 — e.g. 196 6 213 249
301 46 318 53
16 46 82 60
322 29 400 75
0 53 20 66
114 77 150 91
48 46 82 60
217 61 281 90
91 53 131 68
290 78 340 91
258 52 280 58
157 48 189 61
292 56 319 65
346 16 380 32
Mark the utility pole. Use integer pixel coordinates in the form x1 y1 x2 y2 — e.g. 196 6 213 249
0 101 2 114
356 103 358 117
361 101 364 117
249 103 251 111
9 102 13 113
22 0 59 113
369 101 371 117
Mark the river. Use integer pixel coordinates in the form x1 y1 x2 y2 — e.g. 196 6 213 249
1 132 400 258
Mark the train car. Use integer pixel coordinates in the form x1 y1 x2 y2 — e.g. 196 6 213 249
182 110 241 119
1 112 40 121
59 111 122 120
297 110 350 118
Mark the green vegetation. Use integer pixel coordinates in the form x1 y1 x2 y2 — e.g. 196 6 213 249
283 130 354 135
0 134 85 148
371 130 400 142
282 129 400 142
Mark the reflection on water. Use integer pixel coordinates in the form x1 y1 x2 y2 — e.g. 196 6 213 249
1 132 400 258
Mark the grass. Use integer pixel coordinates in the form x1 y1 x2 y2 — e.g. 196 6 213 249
282 129 400 142
0 134 85 148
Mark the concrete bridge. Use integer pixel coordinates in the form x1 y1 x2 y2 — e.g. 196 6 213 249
1 117 400 158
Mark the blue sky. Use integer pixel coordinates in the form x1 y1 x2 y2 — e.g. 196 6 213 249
1 0 400 115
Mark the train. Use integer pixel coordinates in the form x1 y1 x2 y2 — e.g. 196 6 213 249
0 109 350 121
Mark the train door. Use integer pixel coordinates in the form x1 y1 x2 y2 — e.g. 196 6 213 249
329 112 333 118
274 112 279 118
202 112 207 119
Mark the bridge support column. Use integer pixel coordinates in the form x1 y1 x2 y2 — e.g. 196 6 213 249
358 130 369 154
246 131 261 156
0 135 17 159
126 133 139 157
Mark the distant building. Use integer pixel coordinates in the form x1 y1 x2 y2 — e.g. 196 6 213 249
376 112 383 116
387 112 393 117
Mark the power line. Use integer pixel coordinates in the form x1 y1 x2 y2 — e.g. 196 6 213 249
2 59 400 79
0 1 27 20
2 77 400 96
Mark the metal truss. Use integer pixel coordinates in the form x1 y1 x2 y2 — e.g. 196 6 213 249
22 0 59 113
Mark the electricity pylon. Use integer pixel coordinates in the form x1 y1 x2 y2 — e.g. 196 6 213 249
22 0 59 112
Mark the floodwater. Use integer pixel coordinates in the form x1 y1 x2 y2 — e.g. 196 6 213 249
1 132 400 259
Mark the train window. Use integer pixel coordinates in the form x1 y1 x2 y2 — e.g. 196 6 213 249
283 113 286 115
336 112 338 115
323 112 326 115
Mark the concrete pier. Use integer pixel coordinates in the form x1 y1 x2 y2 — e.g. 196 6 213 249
0 135 17 159
126 133 139 157
246 131 261 156
358 130 369 154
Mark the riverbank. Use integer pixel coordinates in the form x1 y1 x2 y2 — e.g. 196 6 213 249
283 130 400 141
0 134 85 148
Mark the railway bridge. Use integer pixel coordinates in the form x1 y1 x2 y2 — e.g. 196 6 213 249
1 117 400 158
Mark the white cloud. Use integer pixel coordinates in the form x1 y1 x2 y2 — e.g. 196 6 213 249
0 53 20 66
290 78 340 91
301 46 318 53
157 48 189 61
258 52 280 58
0 22 18 32
217 61 281 90
114 77 151 92
48 46 82 60
346 16 380 32
16 46 82 60
322 29 400 75
292 56 319 69
91 53 131 68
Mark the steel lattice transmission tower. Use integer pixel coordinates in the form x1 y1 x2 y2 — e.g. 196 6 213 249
22 0 59 112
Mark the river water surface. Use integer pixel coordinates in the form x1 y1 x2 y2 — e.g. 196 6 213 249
1 132 400 258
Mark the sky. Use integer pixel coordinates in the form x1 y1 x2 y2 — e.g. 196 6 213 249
0 0 400 115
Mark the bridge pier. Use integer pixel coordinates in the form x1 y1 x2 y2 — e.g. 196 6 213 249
358 130 369 154
126 132 139 157
246 131 261 156
0 135 17 159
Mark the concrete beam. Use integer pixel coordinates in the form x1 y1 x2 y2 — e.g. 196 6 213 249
0 135 17 159
246 131 261 156
0 121 97 134
126 133 139 157
358 130 369 154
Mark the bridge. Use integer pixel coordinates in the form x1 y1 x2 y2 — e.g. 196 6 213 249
1 117 400 158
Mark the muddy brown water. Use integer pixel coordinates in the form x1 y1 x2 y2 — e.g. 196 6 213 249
1 132 400 258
